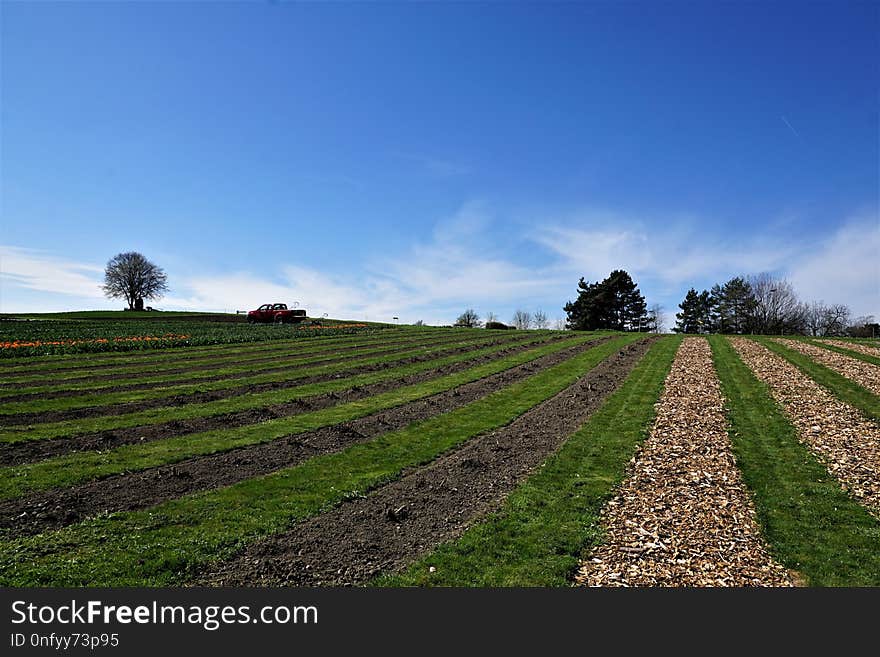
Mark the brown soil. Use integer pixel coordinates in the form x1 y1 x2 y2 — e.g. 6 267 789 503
193 337 657 587
0 337 612 538
0 334 579 466
0 332 464 392
1 333 549 426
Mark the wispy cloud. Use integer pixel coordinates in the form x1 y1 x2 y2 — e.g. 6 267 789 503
393 152 472 177
0 246 105 301
1 205 876 323
780 115 804 142
788 210 879 318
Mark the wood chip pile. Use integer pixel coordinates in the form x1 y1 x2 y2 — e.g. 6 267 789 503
575 337 793 587
732 338 880 515
775 339 880 396
825 339 880 360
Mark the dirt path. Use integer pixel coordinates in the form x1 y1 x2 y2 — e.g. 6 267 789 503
192 338 656 587
826 340 880 358
731 338 880 515
0 338 612 538
0 335 580 467
775 339 880 396
0 333 488 402
575 337 792 587
0 333 548 426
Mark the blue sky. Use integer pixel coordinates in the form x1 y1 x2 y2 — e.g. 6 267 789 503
2 1 877 326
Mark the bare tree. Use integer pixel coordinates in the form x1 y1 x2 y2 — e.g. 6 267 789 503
748 274 807 335
511 309 532 330
647 303 666 333
103 252 168 310
413 319 425 327
485 311 498 325
821 303 851 337
553 317 567 331
455 308 482 328
533 309 548 329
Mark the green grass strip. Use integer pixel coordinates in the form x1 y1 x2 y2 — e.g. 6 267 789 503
1 332 558 444
0 327 407 373
0 334 605 500
0 334 640 586
803 339 880 368
0 331 495 396
0 332 523 415
753 337 880 423
0 329 450 385
377 336 680 587
709 336 880 586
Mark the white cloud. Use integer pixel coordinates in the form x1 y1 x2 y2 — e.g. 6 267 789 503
0 246 106 302
1 205 876 325
788 212 879 319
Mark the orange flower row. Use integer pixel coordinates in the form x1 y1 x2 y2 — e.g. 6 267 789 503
0 334 190 349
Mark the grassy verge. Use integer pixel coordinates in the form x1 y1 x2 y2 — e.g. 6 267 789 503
0 335 613 499
1 332 564 444
0 335 642 586
0 330 500 397
0 333 525 415
804 339 880 368
0 329 452 385
754 337 880 423
710 336 880 586
376 336 679 587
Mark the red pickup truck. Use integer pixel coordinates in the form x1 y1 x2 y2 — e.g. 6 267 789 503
247 303 308 324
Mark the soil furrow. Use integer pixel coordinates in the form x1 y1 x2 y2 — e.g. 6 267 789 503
0 337 607 538
192 337 656 587
731 337 880 515
576 337 793 587
1 333 549 426
0 334 579 466
775 338 880 396
0 332 505 402
0 332 456 390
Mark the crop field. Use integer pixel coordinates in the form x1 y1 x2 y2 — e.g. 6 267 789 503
0 312 377 357
0 322 878 587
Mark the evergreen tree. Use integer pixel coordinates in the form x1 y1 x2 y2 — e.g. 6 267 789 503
564 270 648 331
674 288 713 333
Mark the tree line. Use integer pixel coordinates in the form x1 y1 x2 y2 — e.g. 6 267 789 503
673 273 876 337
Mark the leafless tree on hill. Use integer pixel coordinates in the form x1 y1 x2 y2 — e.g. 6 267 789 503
533 309 548 329
511 309 532 330
102 252 168 310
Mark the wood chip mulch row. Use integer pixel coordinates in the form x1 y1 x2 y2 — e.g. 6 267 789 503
575 337 793 587
775 338 880 397
732 338 880 515
825 340 880 359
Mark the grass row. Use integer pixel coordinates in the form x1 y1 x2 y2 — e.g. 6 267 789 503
0 335 643 585
0 328 454 385
804 338 880 368
0 330 503 397
752 337 880 423
710 336 880 586
378 335 680 586
0 334 618 499
0 331 565 444
0 332 529 415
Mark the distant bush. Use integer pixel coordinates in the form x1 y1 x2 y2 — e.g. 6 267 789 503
485 321 510 330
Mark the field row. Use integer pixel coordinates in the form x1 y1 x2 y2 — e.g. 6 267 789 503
0 332 878 586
